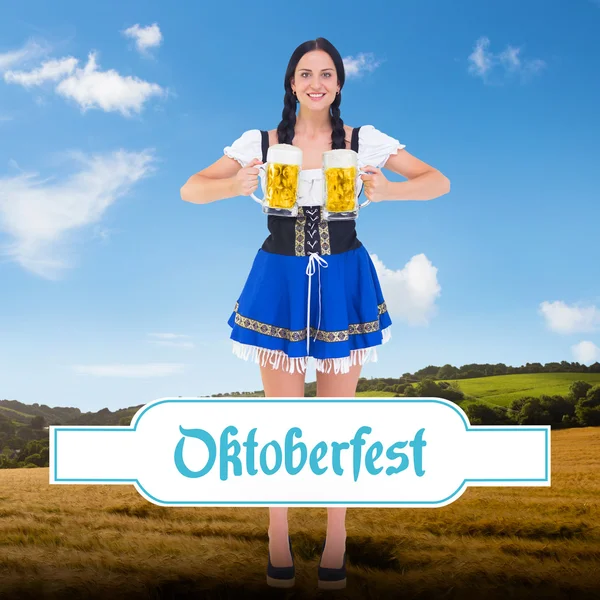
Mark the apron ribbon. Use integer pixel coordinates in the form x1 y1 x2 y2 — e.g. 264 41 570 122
306 252 329 354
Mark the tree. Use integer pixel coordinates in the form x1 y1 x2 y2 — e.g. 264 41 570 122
509 396 534 414
437 364 458 379
24 440 45 456
465 402 497 425
25 452 44 467
569 381 592 402
0 415 12 434
30 415 46 429
414 378 441 398
403 385 418 397
517 398 552 426
436 381 465 403
575 385 600 426
539 395 575 424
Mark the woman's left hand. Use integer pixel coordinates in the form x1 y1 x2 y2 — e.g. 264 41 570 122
360 166 390 203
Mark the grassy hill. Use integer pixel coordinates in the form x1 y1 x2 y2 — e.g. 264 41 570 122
0 405 34 422
0 399 144 427
2 370 598 469
2 371 599 427
436 372 600 409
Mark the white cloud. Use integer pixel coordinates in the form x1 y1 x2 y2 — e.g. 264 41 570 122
55 51 167 116
2 42 167 116
468 36 545 83
4 56 78 87
571 340 600 364
539 300 600 334
149 341 196 349
147 333 195 349
468 37 494 77
122 23 163 55
71 363 185 377
0 148 157 279
370 252 441 326
148 333 191 340
0 39 48 72
342 52 383 78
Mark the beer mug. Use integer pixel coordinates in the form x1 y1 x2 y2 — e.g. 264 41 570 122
321 149 371 221
250 144 303 217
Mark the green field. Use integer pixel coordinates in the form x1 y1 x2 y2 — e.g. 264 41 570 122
437 372 600 409
354 372 600 423
0 406 34 421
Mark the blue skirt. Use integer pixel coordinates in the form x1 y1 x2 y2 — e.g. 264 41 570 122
227 244 392 374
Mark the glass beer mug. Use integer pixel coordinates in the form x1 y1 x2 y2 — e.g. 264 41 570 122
250 144 303 217
321 149 371 221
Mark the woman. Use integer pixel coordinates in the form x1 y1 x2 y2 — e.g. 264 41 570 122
181 37 450 590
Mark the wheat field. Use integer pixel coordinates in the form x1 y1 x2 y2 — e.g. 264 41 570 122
1 426 599 599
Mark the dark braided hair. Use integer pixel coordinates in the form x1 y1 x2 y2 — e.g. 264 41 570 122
277 38 346 150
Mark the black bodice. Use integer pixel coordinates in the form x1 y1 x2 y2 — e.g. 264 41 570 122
259 127 365 257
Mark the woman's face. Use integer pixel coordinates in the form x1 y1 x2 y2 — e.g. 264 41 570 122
291 50 340 111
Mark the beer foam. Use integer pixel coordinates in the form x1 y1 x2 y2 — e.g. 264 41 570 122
267 143 303 166
323 149 358 169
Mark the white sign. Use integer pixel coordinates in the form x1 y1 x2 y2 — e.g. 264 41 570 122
49 397 550 508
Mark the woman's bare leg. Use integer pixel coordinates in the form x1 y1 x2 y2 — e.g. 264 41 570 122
316 360 363 568
260 358 306 567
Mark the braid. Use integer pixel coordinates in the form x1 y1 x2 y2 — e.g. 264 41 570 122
329 92 345 150
277 87 297 145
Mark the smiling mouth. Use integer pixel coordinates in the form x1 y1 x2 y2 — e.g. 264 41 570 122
307 93 325 99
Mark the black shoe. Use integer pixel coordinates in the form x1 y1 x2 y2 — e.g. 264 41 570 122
317 539 347 590
266 535 295 588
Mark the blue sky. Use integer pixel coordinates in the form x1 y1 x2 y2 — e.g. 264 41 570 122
1 0 599 412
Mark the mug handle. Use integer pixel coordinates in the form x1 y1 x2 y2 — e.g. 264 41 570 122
249 163 266 204
357 168 371 209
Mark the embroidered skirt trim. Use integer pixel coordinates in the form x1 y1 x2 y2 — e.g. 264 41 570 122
232 300 388 343
231 326 392 375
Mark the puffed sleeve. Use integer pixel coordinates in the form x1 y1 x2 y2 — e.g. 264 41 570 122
358 124 406 169
223 129 262 168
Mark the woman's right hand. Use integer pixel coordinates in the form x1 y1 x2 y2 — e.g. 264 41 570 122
232 158 263 197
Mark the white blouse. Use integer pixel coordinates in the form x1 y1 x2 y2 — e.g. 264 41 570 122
223 125 406 207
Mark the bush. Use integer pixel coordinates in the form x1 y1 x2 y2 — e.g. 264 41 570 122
24 452 44 467
465 402 497 425
516 398 553 425
540 395 576 424
574 385 600 426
